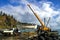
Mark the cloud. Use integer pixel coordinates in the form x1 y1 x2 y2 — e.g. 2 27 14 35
0 0 60 29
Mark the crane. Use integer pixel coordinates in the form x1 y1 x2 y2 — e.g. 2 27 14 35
27 4 50 31
27 4 59 40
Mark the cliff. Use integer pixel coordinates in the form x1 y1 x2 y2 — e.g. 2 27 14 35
0 11 17 29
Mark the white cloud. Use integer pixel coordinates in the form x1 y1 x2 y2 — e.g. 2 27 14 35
0 0 60 29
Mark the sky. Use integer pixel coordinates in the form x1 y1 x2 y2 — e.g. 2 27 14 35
0 0 60 29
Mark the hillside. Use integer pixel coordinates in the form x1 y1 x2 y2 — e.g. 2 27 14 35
0 11 17 29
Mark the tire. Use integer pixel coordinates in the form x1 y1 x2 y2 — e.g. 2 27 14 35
33 37 37 40
39 36 45 40
48 37 53 40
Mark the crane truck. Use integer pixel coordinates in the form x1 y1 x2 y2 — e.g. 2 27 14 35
27 4 59 40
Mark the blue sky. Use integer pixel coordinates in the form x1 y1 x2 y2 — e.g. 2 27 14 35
0 0 60 8
0 0 60 10
0 0 60 29
48 0 60 9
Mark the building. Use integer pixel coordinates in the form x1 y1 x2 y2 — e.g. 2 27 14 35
17 23 37 29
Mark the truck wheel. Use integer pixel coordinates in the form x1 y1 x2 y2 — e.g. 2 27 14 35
48 37 53 40
39 36 45 40
31 37 37 40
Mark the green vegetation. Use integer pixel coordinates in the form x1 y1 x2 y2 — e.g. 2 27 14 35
0 11 17 29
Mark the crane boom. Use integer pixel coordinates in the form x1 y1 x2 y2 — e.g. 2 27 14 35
27 4 50 31
27 4 45 27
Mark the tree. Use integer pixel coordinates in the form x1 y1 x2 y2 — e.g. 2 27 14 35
5 16 11 26
0 11 2 16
